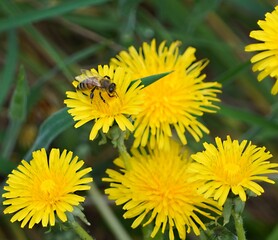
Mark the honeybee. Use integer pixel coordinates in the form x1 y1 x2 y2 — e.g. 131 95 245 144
76 69 117 103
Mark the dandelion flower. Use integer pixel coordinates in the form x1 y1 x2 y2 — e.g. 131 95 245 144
245 6 278 95
2 148 93 228
103 140 221 240
111 39 221 150
64 65 143 140
190 136 278 206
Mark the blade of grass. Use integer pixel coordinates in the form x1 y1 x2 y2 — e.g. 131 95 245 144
241 102 278 140
24 107 74 161
0 1 72 79
2 66 28 160
58 18 123 52
218 103 278 135
89 183 132 240
0 0 109 33
23 26 73 80
213 61 250 85
0 29 18 111
0 0 96 81
117 0 141 44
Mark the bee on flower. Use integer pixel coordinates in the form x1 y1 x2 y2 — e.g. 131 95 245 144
65 65 144 141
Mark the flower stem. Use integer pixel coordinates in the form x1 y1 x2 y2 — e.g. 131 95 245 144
70 220 95 240
89 182 133 240
232 212 246 240
116 131 131 170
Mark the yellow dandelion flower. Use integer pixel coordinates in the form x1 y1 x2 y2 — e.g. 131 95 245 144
190 136 278 206
103 140 221 240
111 39 221 150
2 148 93 228
64 65 143 140
245 6 278 95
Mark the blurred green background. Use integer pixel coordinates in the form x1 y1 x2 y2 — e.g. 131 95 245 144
0 0 278 239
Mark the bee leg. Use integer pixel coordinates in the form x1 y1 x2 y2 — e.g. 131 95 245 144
90 87 97 100
99 92 106 103
108 93 116 98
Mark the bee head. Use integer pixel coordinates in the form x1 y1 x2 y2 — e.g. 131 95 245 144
109 83 116 93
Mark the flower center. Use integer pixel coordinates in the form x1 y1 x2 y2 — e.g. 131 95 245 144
40 179 56 194
222 162 242 184
93 90 123 115
143 82 180 124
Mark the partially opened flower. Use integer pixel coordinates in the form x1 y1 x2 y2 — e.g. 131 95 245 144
64 65 144 140
190 136 278 206
111 39 221 150
245 6 278 95
2 148 93 228
103 140 221 240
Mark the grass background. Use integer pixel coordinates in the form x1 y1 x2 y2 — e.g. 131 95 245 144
0 0 278 239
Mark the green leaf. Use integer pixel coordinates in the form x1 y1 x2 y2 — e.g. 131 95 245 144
139 71 173 87
233 197 245 215
223 198 233 225
0 0 109 32
200 225 238 240
24 108 74 161
8 66 28 121
211 226 238 240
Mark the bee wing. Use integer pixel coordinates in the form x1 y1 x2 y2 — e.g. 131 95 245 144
75 69 88 81
76 69 90 81
80 69 89 75
88 76 102 87
76 69 101 87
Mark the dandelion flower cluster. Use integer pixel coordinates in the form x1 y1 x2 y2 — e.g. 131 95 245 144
103 140 221 240
111 39 221 150
64 65 144 140
190 136 278 206
245 6 278 95
2 148 93 228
